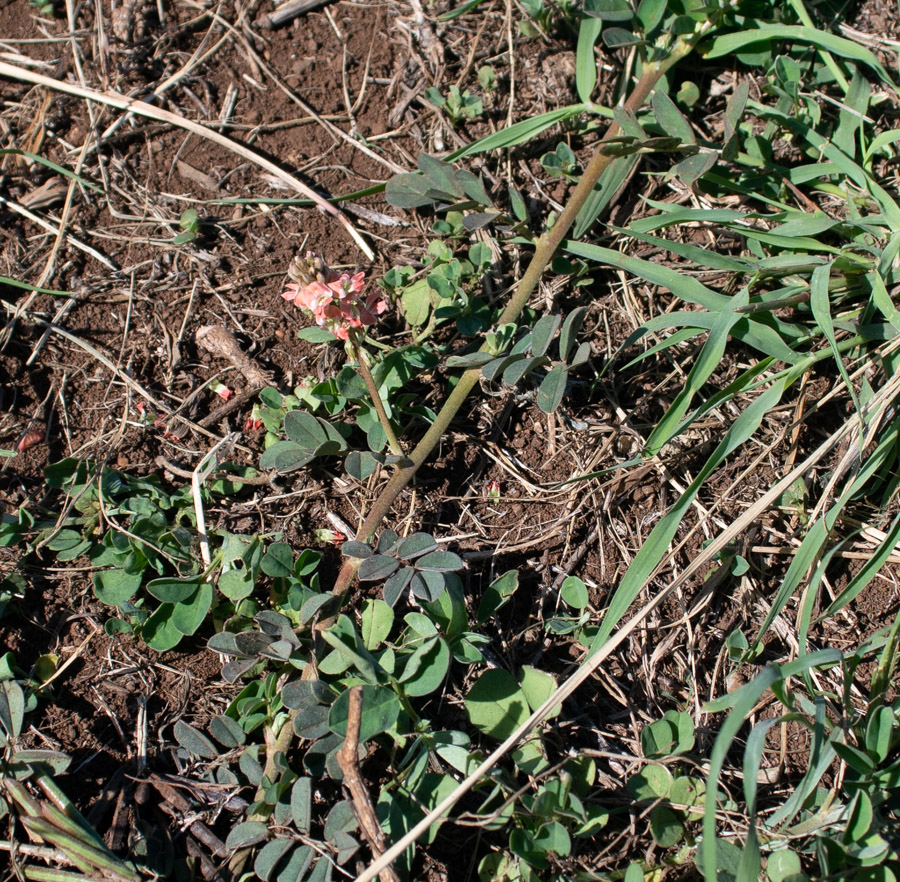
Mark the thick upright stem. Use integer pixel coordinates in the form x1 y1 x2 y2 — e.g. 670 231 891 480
352 341 404 456
331 53 686 601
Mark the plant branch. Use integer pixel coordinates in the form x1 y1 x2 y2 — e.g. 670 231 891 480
352 341 404 456
330 52 686 600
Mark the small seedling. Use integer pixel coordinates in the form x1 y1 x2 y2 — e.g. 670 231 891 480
424 85 483 126
477 65 497 92
174 208 200 245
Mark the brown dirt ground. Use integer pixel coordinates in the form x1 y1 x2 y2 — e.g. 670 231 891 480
1 0 899 878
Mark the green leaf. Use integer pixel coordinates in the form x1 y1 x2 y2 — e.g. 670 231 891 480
261 542 294 578
291 778 313 834
284 410 327 446
651 90 694 144
650 805 683 847
226 821 269 850
642 711 694 756
561 576 589 610
171 583 213 636
766 849 802 882
503 355 549 387
531 315 562 358
624 864 644 882
345 450 382 481
142 604 184 651
146 576 203 604
259 440 316 472
396 532 439 559
667 150 718 188
361 599 394 649
585 0 635 21
342 540 373 559
255 839 294 882
410 570 446 602
537 364 568 413
865 705 894 763
358 554 400 581
576 11 603 103
399 278 435 327
8 749 71 775
603 27 644 47
559 307 588 362
415 550 463 572
399 635 451 696
384 567 415 606
297 327 337 343
520 666 559 717
329 685 401 742
93 569 141 606
702 25 894 84
845 790 874 843
477 569 519 624
209 715 246 748
465 669 530 739
446 351 496 369
670 776 706 819
294 704 331 740
628 764 672 801
0 681 25 740
174 720 219 759
636 0 666 32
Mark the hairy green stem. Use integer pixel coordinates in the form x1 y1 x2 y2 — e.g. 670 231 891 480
331 53 685 601
352 340 404 456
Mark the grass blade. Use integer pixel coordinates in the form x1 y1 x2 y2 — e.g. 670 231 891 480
449 105 593 160
701 650 843 882
643 287 749 456
589 380 786 651
702 26 894 85
809 263 859 413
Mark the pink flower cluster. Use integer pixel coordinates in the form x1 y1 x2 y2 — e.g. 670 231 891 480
282 254 386 341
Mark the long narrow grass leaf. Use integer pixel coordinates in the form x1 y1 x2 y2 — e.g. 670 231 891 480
0 148 104 193
564 240 729 310
574 153 641 237
750 103 900 228
1 276 75 297
629 206 750 232
766 698 833 828
868 271 900 335
820 508 900 621
614 225 754 272
702 26 894 85
752 519 828 656
809 263 859 415
798 539 847 657
448 105 591 160
644 288 750 456
590 380 785 651
701 650 843 882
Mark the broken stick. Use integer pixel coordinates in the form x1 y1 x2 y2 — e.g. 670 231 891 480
336 686 401 882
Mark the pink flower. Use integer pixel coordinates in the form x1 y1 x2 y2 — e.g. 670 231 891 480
282 256 385 341
212 382 234 401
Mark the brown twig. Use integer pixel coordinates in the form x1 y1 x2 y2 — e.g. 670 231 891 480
336 686 400 882
0 60 374 260
255 0 331 29
195 325 272 390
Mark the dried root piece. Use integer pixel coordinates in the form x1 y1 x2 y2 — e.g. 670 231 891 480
195 325 271 390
